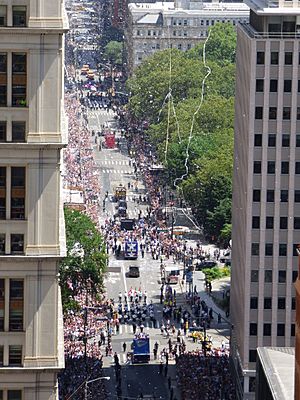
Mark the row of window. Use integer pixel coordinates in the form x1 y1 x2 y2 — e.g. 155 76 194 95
253 161 300 174
252 216 300 230
0 166 26 220
0 279 24 331
251 269 298 283
0 345 22 366
253 189 300 203
0 121 26 142
252 243 290 256
0 391 22 400
256 50 299 65
256 78 300 93
0 5 26 27
0 234 24 255
0 52 27 107
249 323 294 337
250 296 295 310
254 133 298 147
255 106 300 120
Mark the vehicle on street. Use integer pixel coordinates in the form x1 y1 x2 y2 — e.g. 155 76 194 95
132 336 150 363
120 218 135 231
128 265 140 278
117 206 127 218
195 260 217 270
113 184 126 201
118 199 127 209
162 265 180 284
124 239 138 259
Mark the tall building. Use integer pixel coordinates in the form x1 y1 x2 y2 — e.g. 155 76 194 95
126 0 249 72
0 2 68 400
231 1 300 399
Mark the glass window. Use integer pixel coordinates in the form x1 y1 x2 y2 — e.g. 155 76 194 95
280 217 288 229
264 297 272 308
0 345 3 366
0 6 7 26
256 51 265 64
0 279 4 331
254 134 262 146
250 297 258 309
251 243 259 256
282 134 290 147
296 135 300 147
268 134 276 147
296 162 300 174
267 161 275 174
294 217 300 229
253 161 261 174
256 79 264 92
265 243 273 256
281 190 288 202
9 279 23 331
249 350 257 363
12 122 26 142
251 270 259 282
8 391 22 400
263 323 271 336
253 190 261 202
11 167 25 219
291 324 295 337
278 298 286 309
0 166 6 219
10 234 24 255
269 107 277 120
267 190 274 202
255 107 263 119
252 216 260 229
250 323 257 335
295 190 300 202
270 79 278 92
297 107 300 120
279 244 287 256
265 270 273 283
292 297 296 310
277 323 285 336
266 216 274 229
0 234 4 254
284 80 292 92
283 107 291 120
0 53 7 107
285 52 293 65
8 345 22 366
12 53 27 107
271 52 279 64
0 121 6 142
281 161 289 174
12 6 26 27
278 270 286 283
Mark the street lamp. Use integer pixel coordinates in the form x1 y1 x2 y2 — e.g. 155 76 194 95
85 376 110 400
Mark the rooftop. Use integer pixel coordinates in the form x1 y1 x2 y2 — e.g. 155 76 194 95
245 0 300 15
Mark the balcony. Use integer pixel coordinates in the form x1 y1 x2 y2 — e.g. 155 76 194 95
241 21 300 38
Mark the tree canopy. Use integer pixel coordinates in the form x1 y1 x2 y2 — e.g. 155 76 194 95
104 40 123 65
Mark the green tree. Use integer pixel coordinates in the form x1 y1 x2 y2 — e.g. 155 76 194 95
206 197 232 241
206 22 237 65
59 208 107 312
104 40 123 65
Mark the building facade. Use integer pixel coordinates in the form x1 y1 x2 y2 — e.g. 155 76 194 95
0 1 68 399
126 0 249 72
231 1 300 399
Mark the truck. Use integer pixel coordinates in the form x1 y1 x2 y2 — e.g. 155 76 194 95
113 185 126 202
121 218 135 231
124 239 138 260
132 337 150 363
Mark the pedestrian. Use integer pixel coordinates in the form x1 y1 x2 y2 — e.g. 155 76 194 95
133 323 137 334
114 352 120 366
123 342 127 352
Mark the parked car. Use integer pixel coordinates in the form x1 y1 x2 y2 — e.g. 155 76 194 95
195 260 217 270
128 266 140 278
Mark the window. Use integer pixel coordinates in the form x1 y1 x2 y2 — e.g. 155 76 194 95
278 298 286 309
256 79 264 92
11 167 25 219
252 216 260 229
253 161 261 174
12 53 27 107
249 350 257 363
291 324 295 337
0 6 7 26
294 244 300 256
0 53 7 106
267 161 275 174
0 234 4 254
264 297 272 309
280 217 288 229
263 323 271 336
278 270 286 283
284 80 292 92
12 6 26 27
10 234 24 254
9 279 23 331
251 270 259 282
266 216 274 229
281 161 289 174
297 135 300 147
0 279 4 330
281 190 288 202
255 107 263 119
250 297 258 309
8 391 22 400
271 52 279 64
295 191 300 202
277 323 285 336
269 107 277 120
265 243 273 256
296 162 300 174
297 108 300 120
0 167 5 219
253 190 261 202
292 297 296 310
283 107 291 120
252 243 259 256
270 79 278 92
265 270 273 283
8 345 22 366
268 134 276 147
282 134 290 147
293 270 298 281
250 323 257 336
254 134 262 146
279 244 287 256
285 52 293 65
298 80 300 92
0 345 3 366
267 190 274 202
0 121 6 142
294 217 300 229
12 121 26 142
257 52 265 64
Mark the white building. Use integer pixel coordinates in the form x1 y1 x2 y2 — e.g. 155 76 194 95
126 0 249 71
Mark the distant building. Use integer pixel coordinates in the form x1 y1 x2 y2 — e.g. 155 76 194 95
125 0 249 72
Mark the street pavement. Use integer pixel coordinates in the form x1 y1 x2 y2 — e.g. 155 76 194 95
86 108 231 399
